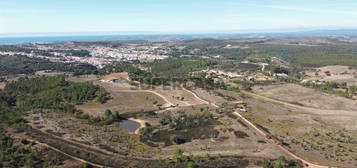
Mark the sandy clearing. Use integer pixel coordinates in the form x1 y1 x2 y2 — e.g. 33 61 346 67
128 118 147 134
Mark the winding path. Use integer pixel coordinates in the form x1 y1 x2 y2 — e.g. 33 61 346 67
182 88 219 107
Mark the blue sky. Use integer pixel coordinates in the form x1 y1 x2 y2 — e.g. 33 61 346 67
0 0 356 34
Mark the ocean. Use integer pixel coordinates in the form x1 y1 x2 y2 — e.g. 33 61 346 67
0 34 175 45
1 30 356 44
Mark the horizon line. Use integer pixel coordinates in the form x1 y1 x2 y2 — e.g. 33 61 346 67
1 27 357 38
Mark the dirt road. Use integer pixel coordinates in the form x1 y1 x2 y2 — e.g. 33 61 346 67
183 88 219 108
239 91 332 168
233 111 327 168
190 90 328 168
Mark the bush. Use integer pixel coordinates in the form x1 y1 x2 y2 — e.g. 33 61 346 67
170 135 185 144
79 163 93 168
187 161 198 168
140 123 154 135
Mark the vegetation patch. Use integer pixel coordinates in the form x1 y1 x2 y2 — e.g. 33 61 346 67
140 125 219 147
0 55 98 76
234 131 249 138
140 113 220 146
4 76 109 112
0 128 71 167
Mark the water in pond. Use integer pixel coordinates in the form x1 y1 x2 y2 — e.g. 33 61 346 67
119 120 140 132
114 79 126 84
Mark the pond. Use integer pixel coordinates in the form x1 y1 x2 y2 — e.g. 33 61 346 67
113 78 127 84
119 120 140 132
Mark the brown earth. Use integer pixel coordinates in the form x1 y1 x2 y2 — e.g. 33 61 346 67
304 65 357 86
241 85 357 167
252 83 357 111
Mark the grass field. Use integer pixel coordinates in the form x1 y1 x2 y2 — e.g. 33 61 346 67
77 91 165 116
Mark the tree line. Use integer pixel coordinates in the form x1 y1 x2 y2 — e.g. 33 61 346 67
0 55 98 76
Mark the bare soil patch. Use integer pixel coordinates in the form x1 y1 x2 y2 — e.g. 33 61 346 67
240 89 357 167
102 72 129 81
252 83 357 111
304 65 357 86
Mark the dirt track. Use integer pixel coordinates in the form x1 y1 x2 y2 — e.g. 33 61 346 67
182 88 215 107
189 90 328 168
233 111 327 168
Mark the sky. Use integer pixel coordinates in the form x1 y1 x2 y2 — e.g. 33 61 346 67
0 0 356 35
